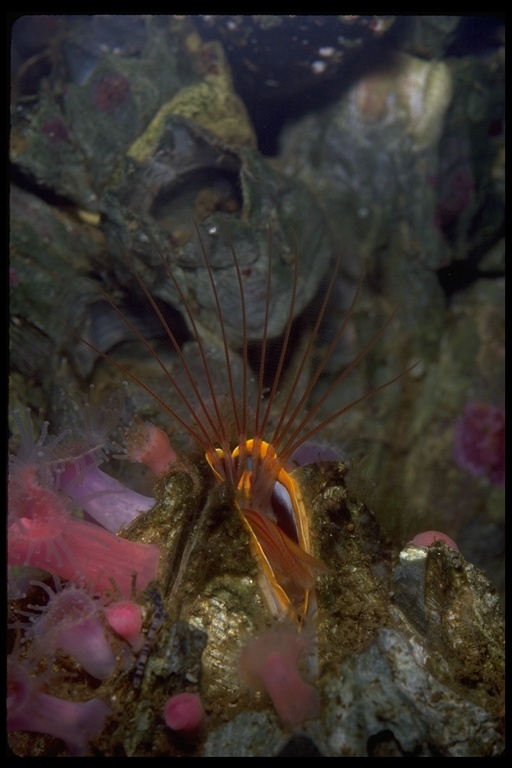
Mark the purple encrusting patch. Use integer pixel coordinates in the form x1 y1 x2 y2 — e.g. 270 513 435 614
292 441 343 466
58 460 155 533
453 400 505 486
92 73 130 114
41 119 69 143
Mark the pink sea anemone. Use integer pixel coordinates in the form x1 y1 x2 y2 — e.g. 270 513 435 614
8 464 73 570
103 599 144 652
22 580 117 680
8 410 161 597
238 623 320 730
8 463 160 597
41 118 69 143
8 655 111 755
163 692 205 737
58 459 155 533
121 419 178 476
92 72 130 114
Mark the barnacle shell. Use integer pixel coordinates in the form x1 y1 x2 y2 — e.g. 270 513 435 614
351 54 453 151
128 35 256 159
100 459 504 756
126 465 271 702
329 53 454 155
8 445 504 756
396 55 453 150
99 141 332 355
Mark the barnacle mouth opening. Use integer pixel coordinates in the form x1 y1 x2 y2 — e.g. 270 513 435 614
206 438 325 622
150 167 243 234
122 117 244 244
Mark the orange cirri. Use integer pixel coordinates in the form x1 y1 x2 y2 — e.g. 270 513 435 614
82 219 410 626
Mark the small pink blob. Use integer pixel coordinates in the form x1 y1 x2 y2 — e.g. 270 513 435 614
104 600 144 652
410 530 459 551
163 693 205 737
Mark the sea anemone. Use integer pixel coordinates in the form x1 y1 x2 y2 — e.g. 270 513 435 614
7 654 111 755
19 579 117 680
120 418 178 476
103 599 144 651
92 72 130 114
163 692 206 737
237 622 320 730
57 458 155 533
8 464 74 571
8 415 161 597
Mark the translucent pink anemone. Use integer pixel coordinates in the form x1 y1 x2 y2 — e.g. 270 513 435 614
24 580 117 679
8 465 160 597
8 656 111 755
238 623 320 729
103 600 144 651
121 420 178 476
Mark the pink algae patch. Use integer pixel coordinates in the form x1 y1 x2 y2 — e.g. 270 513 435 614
453 400 505 486
92 73 130 113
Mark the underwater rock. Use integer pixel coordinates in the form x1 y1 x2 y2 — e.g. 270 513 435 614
10 15 254 209
9 15 505 757
320 625 502 757
99 142 332 353
11 17 191 207
10 14 332 425
278 27 504 609
30 461 511 755
9 185 105 420
205 535 504 757
8 441 504 756
280 52 455 269
194 15 396 100
376 274 505 599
